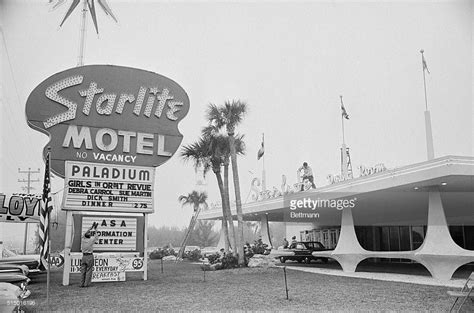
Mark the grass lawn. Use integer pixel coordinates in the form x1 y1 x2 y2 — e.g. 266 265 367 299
23 260 472 312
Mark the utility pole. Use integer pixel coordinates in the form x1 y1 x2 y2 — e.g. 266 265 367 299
18 168 40 254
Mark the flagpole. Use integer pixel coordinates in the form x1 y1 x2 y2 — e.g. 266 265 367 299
47 208 51 311
340 96 348 179
77 0 88 66
420 49 435 160
261 133 266 191
420 50 428 111
46 147 51 311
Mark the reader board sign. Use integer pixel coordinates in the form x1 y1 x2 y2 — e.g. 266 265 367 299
69 253 144 282
63 161 154 213
71 215 144 253
25 65 190 178
0 193 41 223
82 216 137 251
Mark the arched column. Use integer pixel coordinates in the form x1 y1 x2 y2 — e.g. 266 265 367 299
331 207 366 272
414 188 474 281
260 214 272 247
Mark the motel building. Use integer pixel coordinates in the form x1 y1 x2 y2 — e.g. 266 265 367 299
199 155 474 282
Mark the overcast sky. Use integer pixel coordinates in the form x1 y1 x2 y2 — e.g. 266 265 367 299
1 0 472 245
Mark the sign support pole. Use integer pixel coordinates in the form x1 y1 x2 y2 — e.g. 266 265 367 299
143 213 148 281
62 211 73 286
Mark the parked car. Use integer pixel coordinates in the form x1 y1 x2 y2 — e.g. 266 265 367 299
0 249 40 274
0 281 31 312
279 241 330 264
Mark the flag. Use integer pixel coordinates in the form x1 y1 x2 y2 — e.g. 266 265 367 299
341 103 349 120
257 135 265 160
422 53 430 74
38 151 53 271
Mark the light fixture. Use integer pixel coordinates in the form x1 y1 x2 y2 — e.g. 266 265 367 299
441 182 448 186
414 187 419 190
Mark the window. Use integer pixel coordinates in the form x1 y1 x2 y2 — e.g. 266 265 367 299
411 226 425 250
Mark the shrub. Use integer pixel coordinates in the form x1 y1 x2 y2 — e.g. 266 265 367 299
149 247 178 259
207 253 220 264
204 252 238 270
184 249 202 261
150 249 164 259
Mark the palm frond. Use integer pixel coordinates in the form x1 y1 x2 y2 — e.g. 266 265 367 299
178 190 208 212
234 133 246 156
206 103 225 129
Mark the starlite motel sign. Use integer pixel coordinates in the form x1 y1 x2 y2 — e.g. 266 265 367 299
26 65 189 177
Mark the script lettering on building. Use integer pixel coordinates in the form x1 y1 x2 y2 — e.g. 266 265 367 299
358 163 387 177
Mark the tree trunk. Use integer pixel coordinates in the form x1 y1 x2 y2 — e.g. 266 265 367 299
228 133 245 265
178 204 200 259
223 160 237 250
213 168 231 251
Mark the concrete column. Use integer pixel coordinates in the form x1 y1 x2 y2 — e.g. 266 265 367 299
415 188 474 281
260 214 272 247
332 206 366 272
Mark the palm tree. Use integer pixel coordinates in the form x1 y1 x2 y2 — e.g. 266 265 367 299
203 126 246 256
177 190 208 258
206 100 248 265
181 137 235 251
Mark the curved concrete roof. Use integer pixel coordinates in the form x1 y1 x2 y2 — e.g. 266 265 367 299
199 155 474 226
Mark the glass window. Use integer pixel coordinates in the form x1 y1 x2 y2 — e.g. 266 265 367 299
381 227 390 251
449 226 464 248
389 227 400 251
400 226 411 251
464 226 474 250
411 226 425 250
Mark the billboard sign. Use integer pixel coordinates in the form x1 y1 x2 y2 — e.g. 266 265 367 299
69 253 144 282
0 193 42 223
25 65 190 177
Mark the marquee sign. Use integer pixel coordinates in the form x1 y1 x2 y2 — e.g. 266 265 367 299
25 65 190 177
63 161 154 213
0 193 42 223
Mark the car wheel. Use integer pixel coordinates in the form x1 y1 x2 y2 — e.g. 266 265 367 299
297 259 302 263
304 257 311 264
279 257 286 263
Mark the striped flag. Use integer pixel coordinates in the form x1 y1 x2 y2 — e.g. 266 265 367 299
341 103 349 120
38 151 53 271
422 53 430 74
257 134 265 160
